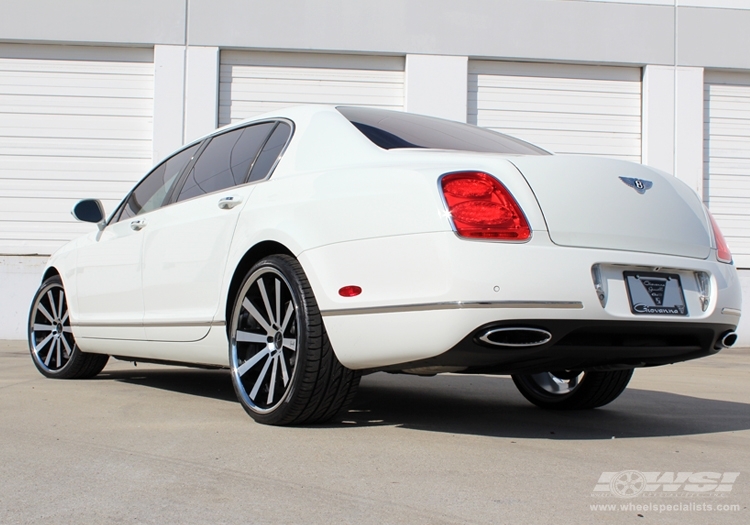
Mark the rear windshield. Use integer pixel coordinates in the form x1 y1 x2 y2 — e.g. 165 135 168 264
337 106 549 155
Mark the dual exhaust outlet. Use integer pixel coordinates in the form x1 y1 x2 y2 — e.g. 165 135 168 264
717 331 738 349
478 327 552 348
478 328 740 350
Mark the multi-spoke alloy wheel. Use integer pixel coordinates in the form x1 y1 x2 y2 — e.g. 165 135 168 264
229 255 360 425
512 369 633 410
232 265 299 413
28 276 109 379
528 371 584 396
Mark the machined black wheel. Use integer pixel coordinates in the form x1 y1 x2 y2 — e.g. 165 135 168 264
28 276 109 379
229 255 360 425
512 369 633 410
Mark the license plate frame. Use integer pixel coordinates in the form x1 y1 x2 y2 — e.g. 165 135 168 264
623 271 688 316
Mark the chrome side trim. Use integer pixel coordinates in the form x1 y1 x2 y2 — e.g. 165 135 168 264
321 300 583 317
72 320 226 328
721 308 742 317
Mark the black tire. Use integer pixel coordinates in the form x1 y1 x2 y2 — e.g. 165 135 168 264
512 369 633 410
228 255 360 425
28 276 109 379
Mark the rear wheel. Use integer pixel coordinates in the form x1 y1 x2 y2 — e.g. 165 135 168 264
229 255 360 425
28 276 109 379
512 369 633 409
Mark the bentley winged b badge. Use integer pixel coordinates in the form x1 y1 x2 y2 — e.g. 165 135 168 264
619 176 653 194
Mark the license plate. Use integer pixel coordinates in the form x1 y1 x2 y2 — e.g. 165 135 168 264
624 271 688 316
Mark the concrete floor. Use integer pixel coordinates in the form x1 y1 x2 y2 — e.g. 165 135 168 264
1 339 748 524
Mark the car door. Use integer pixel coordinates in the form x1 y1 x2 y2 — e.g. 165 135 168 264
140 122 281 342
73 144 200 340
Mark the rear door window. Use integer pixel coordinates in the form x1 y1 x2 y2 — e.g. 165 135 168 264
247 122 293 183
176 122 275 202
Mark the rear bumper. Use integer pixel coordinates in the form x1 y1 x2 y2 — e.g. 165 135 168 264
299 231 742 369
373 319 736 375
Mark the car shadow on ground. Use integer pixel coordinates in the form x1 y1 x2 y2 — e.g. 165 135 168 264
345 372 750 440
96 366 750 440
97 367 238 403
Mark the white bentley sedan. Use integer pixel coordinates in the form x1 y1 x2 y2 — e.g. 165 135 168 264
28 105 742 425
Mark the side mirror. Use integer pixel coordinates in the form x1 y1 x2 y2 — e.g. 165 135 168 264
72 199 106 231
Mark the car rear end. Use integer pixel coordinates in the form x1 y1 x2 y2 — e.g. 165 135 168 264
292 107 741 373
300 153 740 373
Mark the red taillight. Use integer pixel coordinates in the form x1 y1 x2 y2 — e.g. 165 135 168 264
707 210 732 264
440 172 530 240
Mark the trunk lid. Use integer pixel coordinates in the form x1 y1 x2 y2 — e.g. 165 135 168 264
509 155 711 259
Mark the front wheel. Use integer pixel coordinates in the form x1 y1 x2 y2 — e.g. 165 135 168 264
229 255 360 425
28 276 109 379
512 369 633 410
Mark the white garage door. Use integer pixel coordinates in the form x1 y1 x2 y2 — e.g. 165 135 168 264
704 70 750 268
219 51 404 125
0 44 154 256
468 61 642 162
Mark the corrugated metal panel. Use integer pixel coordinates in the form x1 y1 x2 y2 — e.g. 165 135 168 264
704 70 750 268
0 44 153 255
219 51 404 125
468 61 642 162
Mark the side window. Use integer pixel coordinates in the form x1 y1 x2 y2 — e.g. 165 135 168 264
176 122 275 202
248 122 292 183
116 143 200 222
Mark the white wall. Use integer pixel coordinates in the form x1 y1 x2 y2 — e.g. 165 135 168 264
405 55 467 122
0 256 47 340
641 64 705 195
2 1 750 68
153 45 186 163
184 46 220 143
673 67 705 196
151 44 221 162
642 65 675 174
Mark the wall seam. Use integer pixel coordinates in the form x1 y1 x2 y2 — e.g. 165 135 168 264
181 0 190 144
673 0 678 176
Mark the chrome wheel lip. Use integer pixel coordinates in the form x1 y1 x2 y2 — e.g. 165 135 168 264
230 265 300 415
529 371 584 395
29 281 75 372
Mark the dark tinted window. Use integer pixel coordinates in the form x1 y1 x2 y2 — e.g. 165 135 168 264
117 143 200 221
247 122 292 182
176 122 275 202
336 106 548 155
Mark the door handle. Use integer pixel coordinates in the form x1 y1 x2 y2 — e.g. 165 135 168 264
130 219 147 231
218 196 242 210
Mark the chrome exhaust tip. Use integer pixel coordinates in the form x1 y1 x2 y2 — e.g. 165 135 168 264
717 331 738 349
478 327 552 348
